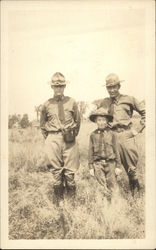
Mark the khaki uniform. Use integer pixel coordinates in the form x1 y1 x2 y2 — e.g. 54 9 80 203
93 161 117 196
40 95 81 201
88 128 121 197
97 94 145 192
44 133 80 188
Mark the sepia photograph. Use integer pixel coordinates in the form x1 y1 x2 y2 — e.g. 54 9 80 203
1 0 155 249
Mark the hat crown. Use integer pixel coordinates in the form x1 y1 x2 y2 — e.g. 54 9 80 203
89 107 113 122
51 72 65 83
106 73 120 86
49 72 67 86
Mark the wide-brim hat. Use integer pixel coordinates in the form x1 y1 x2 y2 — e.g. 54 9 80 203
89 107 113 122
103 73 124 87
48 72 69 86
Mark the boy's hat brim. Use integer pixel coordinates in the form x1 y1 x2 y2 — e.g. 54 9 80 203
89 114 113 122
89 107 113 122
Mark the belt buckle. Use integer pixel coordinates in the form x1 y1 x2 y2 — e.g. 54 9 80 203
101 159 107 166
117 127 124 133
50 130 61 134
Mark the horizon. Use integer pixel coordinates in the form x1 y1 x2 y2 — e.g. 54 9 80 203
8 97 145 122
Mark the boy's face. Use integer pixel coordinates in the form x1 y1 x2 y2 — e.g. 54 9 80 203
51 85 65 96
96 116 108 130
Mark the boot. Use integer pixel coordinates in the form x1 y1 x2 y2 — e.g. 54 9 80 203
66 185 76 206
133 179 140 198
129 178 140 197
53 185 64 206
103 185 112 202
67 185 76 197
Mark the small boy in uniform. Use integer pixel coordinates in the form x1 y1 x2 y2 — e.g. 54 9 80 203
88 107 122 199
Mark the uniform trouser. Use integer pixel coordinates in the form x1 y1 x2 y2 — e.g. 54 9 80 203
44 133 80 197
115 130 138 181
93 161 117 195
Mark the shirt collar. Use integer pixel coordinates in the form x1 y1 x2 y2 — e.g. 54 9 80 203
111 93 121 103
97 126 109 133
53 95 64 102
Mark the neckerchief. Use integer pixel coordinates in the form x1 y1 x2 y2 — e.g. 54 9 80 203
97 128 108 159
54 95 65 124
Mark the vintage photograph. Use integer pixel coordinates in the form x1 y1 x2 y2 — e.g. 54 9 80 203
1 0 155 249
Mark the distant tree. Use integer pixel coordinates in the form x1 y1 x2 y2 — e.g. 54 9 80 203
77 101 88 121
20 114 30 128
82 102 97 120
8 114 19 129
93 99 104 108
17 114 21 122
35 105 43 121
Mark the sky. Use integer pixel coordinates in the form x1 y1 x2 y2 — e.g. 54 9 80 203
6 1 151 120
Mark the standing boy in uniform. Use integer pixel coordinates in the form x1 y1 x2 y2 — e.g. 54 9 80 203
40 72 81 205
88 107 122 200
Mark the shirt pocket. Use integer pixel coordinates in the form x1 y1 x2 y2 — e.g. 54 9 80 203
105 141 114 157
64 109 74 124
93 143 100 154
46 106 57 123
115 104 132 118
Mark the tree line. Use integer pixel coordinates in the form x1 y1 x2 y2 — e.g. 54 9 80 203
8 100 145 129
8 114 30 129
8 105 42 129
8 102 91 129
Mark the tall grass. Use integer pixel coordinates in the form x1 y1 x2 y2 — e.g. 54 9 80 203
9 119 145 239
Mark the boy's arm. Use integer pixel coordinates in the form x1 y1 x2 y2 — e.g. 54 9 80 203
131 97 145 134
88 134 94 169
73 100 81 136
40 104 48 139
112 132 121 169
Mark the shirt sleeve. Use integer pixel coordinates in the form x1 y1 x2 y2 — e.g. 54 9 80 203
132 97 145 132
88 134 94 169
73 101 81 136
40 104 48 139
112 132 121 168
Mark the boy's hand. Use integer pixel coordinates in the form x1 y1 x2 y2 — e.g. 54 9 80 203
89 168 94 177
131 128 138 136
115 168 122 181
115 167 122 176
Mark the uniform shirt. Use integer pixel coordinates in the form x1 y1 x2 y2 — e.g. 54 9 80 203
96 94 145 130
40 95 81 138
88 128 121 168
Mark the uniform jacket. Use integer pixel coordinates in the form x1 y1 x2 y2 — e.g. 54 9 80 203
88 127 121 169
40 96 81 138
96 94 145 130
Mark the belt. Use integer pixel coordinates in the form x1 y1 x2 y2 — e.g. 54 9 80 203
115 127 130 133
48 130 62 134
95 158 115 164
113 125 131 133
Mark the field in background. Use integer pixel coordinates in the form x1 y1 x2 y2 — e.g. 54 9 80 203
9 119 145 239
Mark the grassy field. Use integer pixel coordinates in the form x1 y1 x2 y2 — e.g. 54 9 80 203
9 119 145 239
